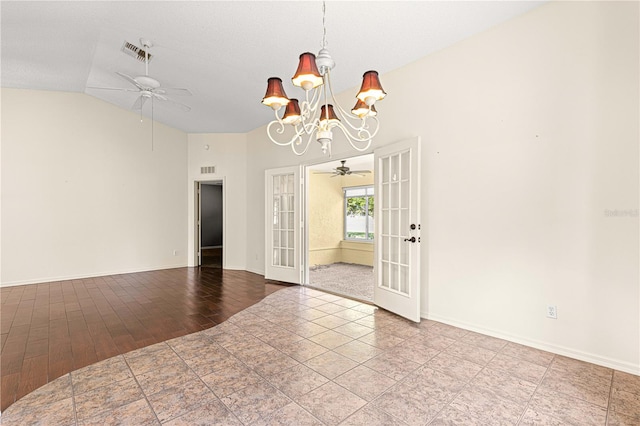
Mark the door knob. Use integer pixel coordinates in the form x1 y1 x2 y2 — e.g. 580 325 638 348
404 237 416 243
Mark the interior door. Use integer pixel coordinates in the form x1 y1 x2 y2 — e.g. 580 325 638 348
265 166 302 284
374 137 421 322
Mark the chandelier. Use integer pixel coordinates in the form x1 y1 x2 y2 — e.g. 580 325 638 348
261 1 386 156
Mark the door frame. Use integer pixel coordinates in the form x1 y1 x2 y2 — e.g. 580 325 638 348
302 140 422 321
301 152 375 288
193 178 226 268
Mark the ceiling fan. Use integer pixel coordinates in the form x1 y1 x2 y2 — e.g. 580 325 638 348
89 38 192 112
315 160 372 177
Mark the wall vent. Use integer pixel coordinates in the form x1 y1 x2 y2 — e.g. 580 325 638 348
201 166 216 174
121 41 153 63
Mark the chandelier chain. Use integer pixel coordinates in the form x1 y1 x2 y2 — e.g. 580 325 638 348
322 1 327 49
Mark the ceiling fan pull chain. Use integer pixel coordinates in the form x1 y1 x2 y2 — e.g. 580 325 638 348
151 97 154 151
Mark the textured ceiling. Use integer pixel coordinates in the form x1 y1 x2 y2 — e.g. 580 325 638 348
1 1 544 133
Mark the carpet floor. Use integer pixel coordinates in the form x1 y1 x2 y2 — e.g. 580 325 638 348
309 263 373 302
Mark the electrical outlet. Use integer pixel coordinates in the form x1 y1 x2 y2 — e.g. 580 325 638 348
546 305 557 319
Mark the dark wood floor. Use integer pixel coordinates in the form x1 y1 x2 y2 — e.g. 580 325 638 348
0 267 292 411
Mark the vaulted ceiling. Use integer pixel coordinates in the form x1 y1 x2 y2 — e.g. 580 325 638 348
1 1 544 133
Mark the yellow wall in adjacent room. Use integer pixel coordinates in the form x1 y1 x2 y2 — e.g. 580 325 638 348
308 170 374 267
308 173 343 266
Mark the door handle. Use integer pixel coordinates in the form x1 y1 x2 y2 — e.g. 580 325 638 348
404 237 416 243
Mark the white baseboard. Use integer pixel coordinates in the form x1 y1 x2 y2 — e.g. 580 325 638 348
0 263 188 288
245 266 265 276
424 311 640 376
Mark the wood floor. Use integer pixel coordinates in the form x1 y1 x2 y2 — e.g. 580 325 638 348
0 267 292 412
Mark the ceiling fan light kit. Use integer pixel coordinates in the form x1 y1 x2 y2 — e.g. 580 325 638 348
261 1 386 157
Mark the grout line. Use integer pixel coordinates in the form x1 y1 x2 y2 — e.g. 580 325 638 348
122 354 163 425
516 354 555 425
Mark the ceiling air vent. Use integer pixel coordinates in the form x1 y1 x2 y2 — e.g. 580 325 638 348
121 41 153 63
201 166 216 174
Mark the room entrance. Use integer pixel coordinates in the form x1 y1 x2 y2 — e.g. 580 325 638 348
195 180 224 268
306 154 375 302
265 137 422 322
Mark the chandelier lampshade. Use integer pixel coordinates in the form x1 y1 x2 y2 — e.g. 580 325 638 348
319 104 340 126
356 71 386 105
282 99 302 125
261 1 386 156
351 99 377 118
262 77 290 109
291 53 323 90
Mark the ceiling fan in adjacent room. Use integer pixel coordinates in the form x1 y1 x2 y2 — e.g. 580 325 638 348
88 38 192 112
315 160 372 177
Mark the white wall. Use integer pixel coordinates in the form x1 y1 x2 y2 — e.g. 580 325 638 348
1 89 189 285
187 134 247 270
245 2 639 373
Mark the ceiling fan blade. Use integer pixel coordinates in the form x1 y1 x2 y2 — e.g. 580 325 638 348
151 94 191 112
154 87 192 96
132 95 147 111
87 86 139 92
349 170 372 174
314 171 338 174
116 72 143 90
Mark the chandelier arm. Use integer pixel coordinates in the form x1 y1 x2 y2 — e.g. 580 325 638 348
266 120 314 156
324 70 378 133
302 118 320 135
324 70 355 118
308 86 322 112
299 95 322 135
332 122 373 152
290 131 315 156
266 120 299 146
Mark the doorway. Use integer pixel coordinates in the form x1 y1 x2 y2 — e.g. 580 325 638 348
266 137 422 321
305 154 375 302
196 180 224 268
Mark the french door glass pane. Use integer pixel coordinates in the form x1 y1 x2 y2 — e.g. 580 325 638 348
400 265 409 294
390 236 399 263
272 173 295 268
382 158 390 183
391 154 399 182
401 181 410 209
381 262 390 289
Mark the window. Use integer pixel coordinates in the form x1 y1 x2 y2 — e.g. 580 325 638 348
344 186 374 241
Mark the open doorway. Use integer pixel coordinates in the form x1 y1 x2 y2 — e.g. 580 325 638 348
197 180 224 268
305 154 375 301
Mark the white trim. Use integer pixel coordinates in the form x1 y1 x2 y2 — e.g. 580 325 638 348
245 266 265 276
425 312 640 375
191 177 226 268
0 263 188 288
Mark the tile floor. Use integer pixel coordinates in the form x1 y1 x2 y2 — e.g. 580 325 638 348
1 286 639 425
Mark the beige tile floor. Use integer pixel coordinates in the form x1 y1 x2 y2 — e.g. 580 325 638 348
1 286 639 425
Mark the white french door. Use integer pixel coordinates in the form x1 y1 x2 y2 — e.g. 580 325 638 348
265 166 303 284
374 137 421 322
